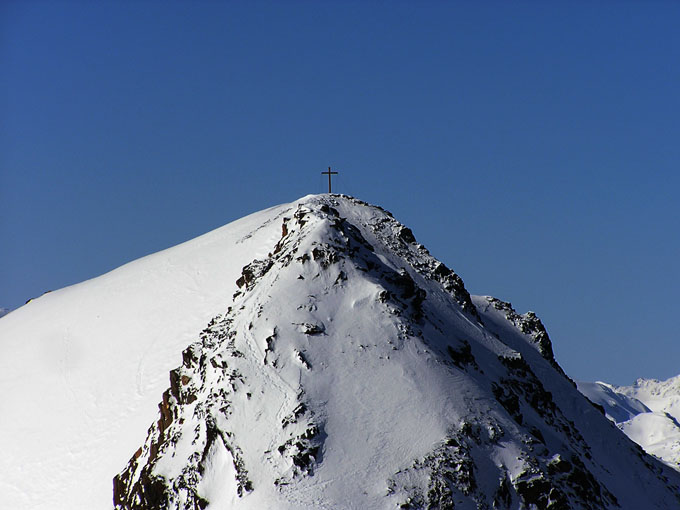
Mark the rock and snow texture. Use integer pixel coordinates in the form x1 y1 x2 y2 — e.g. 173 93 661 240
0 200 297 510
112 196 680 509
579 376 680 471
2 194 680 510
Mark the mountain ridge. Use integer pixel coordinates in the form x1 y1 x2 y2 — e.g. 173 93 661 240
109 195 680 509
2 194 679 509
578 376 680 472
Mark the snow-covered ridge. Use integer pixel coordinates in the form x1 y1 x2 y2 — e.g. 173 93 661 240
620 375 680 423
2 194 680 509
578 376 680 471
109 195 679 509
0 196 303 509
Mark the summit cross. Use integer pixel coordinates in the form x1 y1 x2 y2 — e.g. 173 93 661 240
322 166 338 193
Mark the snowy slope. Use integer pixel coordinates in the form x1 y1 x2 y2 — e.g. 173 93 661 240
577 381 651 423
0 307 10 318
0 199 301 510
579 377 680 471
3 194 680 510
113 195 679 509
618 375 680 427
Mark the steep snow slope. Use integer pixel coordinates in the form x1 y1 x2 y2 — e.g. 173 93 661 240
0 199 302 510
3 194 680 510
579 378 680 471
112 195 679 509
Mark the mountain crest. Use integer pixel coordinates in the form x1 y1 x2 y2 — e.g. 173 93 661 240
113 194 680 510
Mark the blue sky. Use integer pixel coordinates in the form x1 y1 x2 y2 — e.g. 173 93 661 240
2 1 678 385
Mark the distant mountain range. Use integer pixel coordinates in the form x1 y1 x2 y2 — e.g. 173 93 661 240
578 376 680 472
1 194 679 509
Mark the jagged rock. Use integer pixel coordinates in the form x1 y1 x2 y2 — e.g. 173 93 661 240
483 297 561 369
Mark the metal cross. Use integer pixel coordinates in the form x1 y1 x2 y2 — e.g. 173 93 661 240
321 166 338 193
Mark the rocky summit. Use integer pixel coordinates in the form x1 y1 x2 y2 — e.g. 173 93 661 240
108 195 680 509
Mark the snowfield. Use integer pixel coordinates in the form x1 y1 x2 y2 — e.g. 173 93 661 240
0 200 296 509
2 194 679 510
578 376 680 471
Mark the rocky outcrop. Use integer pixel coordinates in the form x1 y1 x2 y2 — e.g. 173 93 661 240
484 296 566 376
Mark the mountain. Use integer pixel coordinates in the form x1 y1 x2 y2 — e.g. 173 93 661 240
578 377 680 472
1 199 295 509
2 194 679 510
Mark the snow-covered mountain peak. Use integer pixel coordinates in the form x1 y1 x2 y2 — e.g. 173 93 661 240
114 194 493 508
3 194 680 509
109 194 680 509
624 375 680 410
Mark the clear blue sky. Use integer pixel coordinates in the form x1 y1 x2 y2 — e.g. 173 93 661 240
2 1 678 386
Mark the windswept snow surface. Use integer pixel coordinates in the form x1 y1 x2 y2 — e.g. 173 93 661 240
0 307 10 318
2 194 680 510
579 377 680 471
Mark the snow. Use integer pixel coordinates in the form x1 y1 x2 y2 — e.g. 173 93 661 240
577 380 651 423
0 198 301 509
2 194 679 510
578 377 680 471
621 413 680 467
618 375 680 424
196 435 240 508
